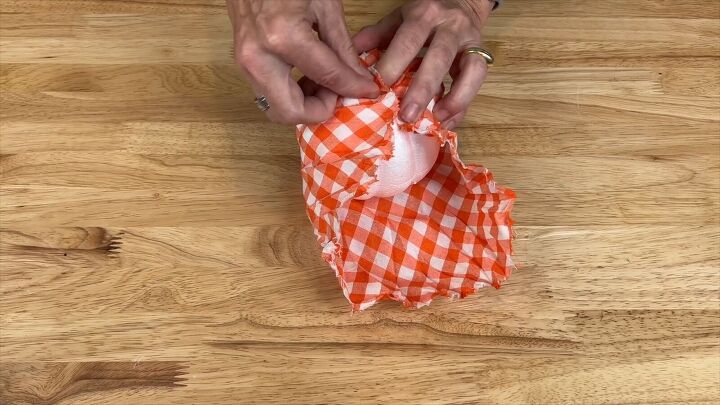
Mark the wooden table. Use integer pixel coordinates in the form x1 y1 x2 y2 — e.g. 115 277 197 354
1 1 719 403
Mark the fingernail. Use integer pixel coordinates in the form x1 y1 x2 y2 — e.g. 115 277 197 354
367 82 380 98
434 108 450 122
359 66 374 79
357 73 379 97
444 117 458 129
442 111 463 129
402 103 421 122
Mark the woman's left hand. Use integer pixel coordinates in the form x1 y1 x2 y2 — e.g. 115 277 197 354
353 0 495 129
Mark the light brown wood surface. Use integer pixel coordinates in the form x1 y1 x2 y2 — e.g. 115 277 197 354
1 1 719 404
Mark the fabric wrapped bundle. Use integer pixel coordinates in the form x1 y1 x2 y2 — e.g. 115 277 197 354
296 50 515 311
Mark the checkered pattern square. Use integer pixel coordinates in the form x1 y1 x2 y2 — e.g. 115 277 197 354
296 50 516 311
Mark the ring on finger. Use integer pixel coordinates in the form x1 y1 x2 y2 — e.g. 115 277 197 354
254 95 270 112
462 47 494 66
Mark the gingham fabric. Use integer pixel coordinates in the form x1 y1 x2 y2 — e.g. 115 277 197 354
296 50 515 311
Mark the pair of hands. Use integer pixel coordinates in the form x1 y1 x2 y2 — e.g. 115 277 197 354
226 0 494 129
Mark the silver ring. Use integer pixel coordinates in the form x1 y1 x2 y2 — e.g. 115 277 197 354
463 47 494 65
254 95 270 112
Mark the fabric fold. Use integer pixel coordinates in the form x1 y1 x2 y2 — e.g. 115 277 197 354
296 50 515 311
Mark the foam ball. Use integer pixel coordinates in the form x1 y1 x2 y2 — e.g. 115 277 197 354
356 122 440 200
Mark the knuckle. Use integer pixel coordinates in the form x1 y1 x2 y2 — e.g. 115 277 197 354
328 33 356 57
338 35 356 53
258 15 291 51
233 43 257 67
264 32 288 53
396 31 423 54
262 30 280 49
410 0 442 24
445 8 468 25
433 37 457 61
314 67 343 89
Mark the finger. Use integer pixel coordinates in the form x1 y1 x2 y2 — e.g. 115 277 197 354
351 8 402 52
313 1 371 77
314 86 337 110
374 20 432 86
243 52 337 124
274 26 379 99
433 50 488 126
297 77 340 110
441 110 466 130
298 76 319 96
400 29 458 122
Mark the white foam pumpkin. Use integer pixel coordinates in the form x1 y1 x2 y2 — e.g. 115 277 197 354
356 121 441 200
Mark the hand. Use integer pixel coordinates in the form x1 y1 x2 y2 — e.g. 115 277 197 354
353 0 495 129
226 0 379 124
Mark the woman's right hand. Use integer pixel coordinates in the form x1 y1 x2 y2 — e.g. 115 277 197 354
226 0 379 124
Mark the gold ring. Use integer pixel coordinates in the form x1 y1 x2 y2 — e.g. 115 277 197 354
463 47 494 65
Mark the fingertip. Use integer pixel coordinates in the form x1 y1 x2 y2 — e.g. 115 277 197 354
319 89 339 108
352 26 381 52
433 107 450 122
315 89 339 116
347 75 380 99
373 60 391 86
301 91 338 124
400 102 421 123
433 100 461 123
441 112 464 130
444 117 459 130
364 81 381 99
354 63 375 80
374 59 402 89
304 107 334 125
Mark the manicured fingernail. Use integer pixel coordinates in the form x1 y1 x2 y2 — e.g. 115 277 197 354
402 103 421 122
434 108 450 122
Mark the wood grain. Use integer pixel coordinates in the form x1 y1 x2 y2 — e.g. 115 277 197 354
1 0 719 404
0 362 187 405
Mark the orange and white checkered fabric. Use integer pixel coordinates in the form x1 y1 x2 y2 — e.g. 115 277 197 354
296 50 515 311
